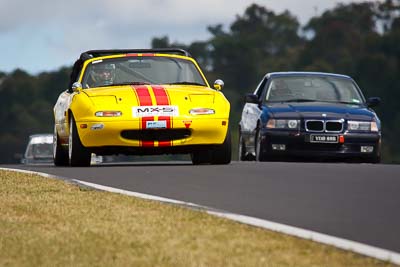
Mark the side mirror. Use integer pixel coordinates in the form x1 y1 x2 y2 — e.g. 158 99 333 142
71 82 83 93
245 94 260 104
213 79 224 91
366 97 381 108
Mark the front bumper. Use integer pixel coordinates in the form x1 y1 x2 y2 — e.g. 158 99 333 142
76 117 229 148
259 129 381 159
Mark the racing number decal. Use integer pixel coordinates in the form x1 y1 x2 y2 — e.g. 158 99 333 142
132 85 172 147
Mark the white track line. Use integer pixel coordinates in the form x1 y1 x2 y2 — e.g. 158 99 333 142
2 167 399 265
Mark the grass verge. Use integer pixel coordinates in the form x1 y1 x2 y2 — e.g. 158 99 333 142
0 169 395 267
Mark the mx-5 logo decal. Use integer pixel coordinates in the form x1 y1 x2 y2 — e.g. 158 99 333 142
132 105 179 117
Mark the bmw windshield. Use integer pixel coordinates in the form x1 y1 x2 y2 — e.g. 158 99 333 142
265 76 365 105
82 56 207 88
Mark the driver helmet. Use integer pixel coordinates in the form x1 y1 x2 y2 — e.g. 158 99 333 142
90 63 116 85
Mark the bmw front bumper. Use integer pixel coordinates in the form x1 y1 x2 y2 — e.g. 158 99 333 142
258 129 381 160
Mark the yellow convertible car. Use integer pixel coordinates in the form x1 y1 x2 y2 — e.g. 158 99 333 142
53 49 231 166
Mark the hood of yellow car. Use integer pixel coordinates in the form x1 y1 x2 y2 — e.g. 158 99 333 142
83 84 216 108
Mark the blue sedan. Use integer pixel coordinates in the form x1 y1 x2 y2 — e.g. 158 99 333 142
238 72 381 163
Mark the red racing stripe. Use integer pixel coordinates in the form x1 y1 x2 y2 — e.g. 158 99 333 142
151 85 172 147
135 85 153 132
158 141 172 147
132 85 154 147
135 86 152 106
152 85 169 105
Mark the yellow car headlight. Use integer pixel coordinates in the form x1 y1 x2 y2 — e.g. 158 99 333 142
95 111 122 117
189 108 215 115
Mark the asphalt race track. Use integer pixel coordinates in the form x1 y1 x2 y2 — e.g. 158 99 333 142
3 161 400 253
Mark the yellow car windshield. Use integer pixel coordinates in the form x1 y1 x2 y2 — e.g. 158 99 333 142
82 56 207 88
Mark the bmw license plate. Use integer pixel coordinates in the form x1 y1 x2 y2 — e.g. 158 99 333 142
310 134 338 143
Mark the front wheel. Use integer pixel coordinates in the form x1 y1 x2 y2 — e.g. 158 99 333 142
238 131 246 161
255 128 267 162
53 125 69 166
191 150 212 165
239 131 253 161
191 130 231 165
69 115 91 167
211 130 231 164
366 154 381 164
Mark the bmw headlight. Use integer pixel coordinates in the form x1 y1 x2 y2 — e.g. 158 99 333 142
266 119 300 129
347 121 378 132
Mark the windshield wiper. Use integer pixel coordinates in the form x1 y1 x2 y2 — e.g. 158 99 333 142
335 101 362 105
167 81 205 86
284 99 318 102
285 99 363 105
322 100 362 105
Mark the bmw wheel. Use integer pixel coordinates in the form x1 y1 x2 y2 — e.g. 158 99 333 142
238 131 247 161
367 153 381 164
69 115 91 167
255 128 267 162
53 125 69 166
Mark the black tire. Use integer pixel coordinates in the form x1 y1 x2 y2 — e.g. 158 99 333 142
211 130 231 164
191 130 232 165
53 125 69 166
370 143 382 163
191 150 212 165
238 131 246 161
367 154 381 164
69 115 91 167
238 131 254 161
255 128 267 162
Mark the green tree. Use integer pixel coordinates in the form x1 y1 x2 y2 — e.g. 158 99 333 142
299 2 379 74
0 68 70 163
205 4 303 126
298 1 400 162
1 1 400 163
209 4 302 90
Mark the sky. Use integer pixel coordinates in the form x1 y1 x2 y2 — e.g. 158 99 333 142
0 0 370 74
